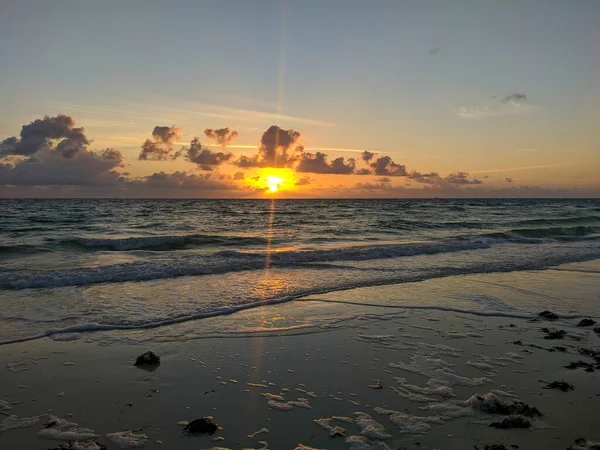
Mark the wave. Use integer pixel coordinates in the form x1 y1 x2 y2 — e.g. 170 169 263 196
510 226 598 239
512 216 600 227
55 234 269 251
0 239 492 290
1 259 597 346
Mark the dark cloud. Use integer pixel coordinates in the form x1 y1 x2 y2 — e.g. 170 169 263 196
407 171 439 184
484 175 490 179
295 176 311 186
370 156 407 176
505 177 514 183
444 172 483 185
182 137 233 171
500 93 527 104
233 172 244 180
296 152 356 174
141 171 239 190
355 168 371 175
0 148 124 187
361 150 375 163
250 175 260 182
376 177 391 183
428 47 440 55
353 182 389 190
204 127 239 147
138 125 182 160
0 114 89 157
234 125 303 168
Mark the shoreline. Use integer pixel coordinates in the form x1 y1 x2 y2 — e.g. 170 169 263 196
1 262 599 449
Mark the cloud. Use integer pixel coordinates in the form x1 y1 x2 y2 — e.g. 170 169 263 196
138 125 182 160
407 171 439 184
352 182 390 190
361 150 375 163
233 171 244 180
140 171 239 190
204 127 239 147
444 172 483 185
295 176 311 186
455 94 537 119
370 156 407 176
505 177 514 183
0 114 89 158
233 125 304 168
296 152 356 174
376 177 391 183
0 147 124 186
500 93 527 104
181 137 233 171
428 47 440 55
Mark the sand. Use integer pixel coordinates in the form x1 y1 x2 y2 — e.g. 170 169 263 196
0 262 599 449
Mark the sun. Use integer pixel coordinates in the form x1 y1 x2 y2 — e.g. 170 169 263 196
266 176 283 192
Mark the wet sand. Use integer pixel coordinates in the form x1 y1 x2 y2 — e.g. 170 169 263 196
1 264 599 450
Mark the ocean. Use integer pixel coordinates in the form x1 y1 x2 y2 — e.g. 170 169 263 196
1 198 599 344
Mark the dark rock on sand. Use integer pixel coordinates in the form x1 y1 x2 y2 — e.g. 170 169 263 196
483 444 508 450
554 346 567 352
183 417 218 434
567 438 600 450
542 328 566 340
539 311 559 320
594 327 600 336
134 351 161 367
577 319 596 327
565 360 595 372
489 415 531 429
49 442 106 450
542 380 574 391
470 393 542 417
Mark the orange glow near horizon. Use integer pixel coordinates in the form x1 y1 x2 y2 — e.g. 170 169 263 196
254 168 295 194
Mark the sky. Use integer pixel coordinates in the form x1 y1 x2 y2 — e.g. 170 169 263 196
0 0 599 198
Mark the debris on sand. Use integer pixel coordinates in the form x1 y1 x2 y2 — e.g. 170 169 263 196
577 319 596 327
541 328 566 340
594 327 600 336
48 441 107 450
248 428 269 438
539 311 559 320
481 445 508 450
183 417 218 435
565 361 596 372
566 438 600 450
489 414 531 429
467 393 542 417
368 380 383 390
294 445 325 450
105 431 148 448
134 351 160 367
542 380 574 391
578 347 600 366
475 444 508 450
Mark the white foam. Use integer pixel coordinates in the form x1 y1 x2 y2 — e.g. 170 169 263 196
0 415 41 433
353 412 392 441
374 408 442 434
38 416 98 441
345 435 392 450
105 430 148 448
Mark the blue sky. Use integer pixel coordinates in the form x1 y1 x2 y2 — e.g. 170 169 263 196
0 0 599 197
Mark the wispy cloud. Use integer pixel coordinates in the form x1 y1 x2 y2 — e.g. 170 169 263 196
469 163 569 174
454 103 540 119
455 93 539 119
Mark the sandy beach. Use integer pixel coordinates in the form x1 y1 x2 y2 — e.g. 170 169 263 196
1 261 599 450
